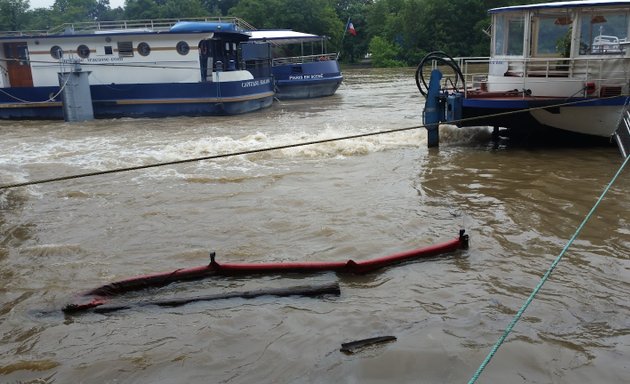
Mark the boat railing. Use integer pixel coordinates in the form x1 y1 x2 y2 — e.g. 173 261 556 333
0 29 50 37
272 53 337 66
449 56 630 96
0 17 256 37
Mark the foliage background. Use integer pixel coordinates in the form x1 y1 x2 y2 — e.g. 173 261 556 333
0 0 551 66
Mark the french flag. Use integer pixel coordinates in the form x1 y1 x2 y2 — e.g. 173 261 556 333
347 21 357 36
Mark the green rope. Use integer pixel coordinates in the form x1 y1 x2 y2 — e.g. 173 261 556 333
468 153 630 384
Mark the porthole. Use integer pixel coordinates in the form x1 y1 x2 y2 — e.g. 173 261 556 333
50 45 63 59
137 42 151 56
77 44 90 59
176 41 190 55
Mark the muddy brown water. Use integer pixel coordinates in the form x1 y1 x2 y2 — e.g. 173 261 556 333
1 67 629 383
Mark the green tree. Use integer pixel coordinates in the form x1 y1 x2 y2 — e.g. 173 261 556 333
363 0 493 66
201 0 239 16
51 0 111 21
229 0 343 39
124 0 160 19
125 0 206 19
368 35 404 67
227 0 280 28
228 0 344 55
0 0 30 30
159 0 206 18
22 8 56 30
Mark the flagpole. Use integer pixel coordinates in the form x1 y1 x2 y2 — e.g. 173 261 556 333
338 16 351 60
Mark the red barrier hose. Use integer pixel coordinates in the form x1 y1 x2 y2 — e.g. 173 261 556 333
63 230 469 313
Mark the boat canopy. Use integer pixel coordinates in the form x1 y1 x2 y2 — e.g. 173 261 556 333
490 0 630 13
248 30 324 45
169 21 241 33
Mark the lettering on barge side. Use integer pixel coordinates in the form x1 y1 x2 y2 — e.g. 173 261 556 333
241 78 272 88
288 74 324 80
61 57 125 63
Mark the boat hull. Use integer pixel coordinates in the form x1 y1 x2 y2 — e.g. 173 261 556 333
460 96 627 137
272 60 342 99
274 77 342 99
0 79 274 120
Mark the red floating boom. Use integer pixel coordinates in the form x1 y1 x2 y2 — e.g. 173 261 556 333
63 230 469 313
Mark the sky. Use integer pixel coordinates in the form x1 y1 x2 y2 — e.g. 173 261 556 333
30 0 126 9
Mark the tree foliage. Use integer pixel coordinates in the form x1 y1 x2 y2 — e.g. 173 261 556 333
2 0 553 67
0 0 29 30
369 35 404 67
229 0 343 41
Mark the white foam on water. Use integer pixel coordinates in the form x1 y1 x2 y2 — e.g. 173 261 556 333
0 101 427 185
439 124 493 145
0 119 489 189
123 122 427 181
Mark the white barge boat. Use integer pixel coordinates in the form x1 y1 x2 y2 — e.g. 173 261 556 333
0 18 274 120
420 0 630 143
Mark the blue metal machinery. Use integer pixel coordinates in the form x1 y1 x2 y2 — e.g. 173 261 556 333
422 69 444 148
416 51 465 148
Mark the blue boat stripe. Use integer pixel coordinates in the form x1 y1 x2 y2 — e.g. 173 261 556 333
111 92 275 105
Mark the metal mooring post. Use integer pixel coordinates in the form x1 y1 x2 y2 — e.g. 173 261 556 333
422 69 443 147
613 101 630 158
58 61 94 122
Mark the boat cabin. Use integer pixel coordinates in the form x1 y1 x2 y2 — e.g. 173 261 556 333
493 2 630 58
420 1 630 143
0 19 262 89
483 0 630 97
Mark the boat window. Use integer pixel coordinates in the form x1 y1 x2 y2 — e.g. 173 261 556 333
579 11 629 55
137 42 151 56
493 13 525 56
532 13 572 57
5 43 30 65
104 46 113 55
176 41 190 55
77 44 90 59
118 41 134 57
50 45 63 59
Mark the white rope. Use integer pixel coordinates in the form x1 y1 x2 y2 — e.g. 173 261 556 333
0 71 72 104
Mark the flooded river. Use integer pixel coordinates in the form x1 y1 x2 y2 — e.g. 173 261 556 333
1 67 629 383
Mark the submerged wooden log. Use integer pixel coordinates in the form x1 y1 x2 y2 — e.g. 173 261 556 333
82 282 341 314
340 336 397 354
64 231 469 313
82 232 468 298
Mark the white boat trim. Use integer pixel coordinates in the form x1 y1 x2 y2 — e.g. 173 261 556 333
248 30 324 44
